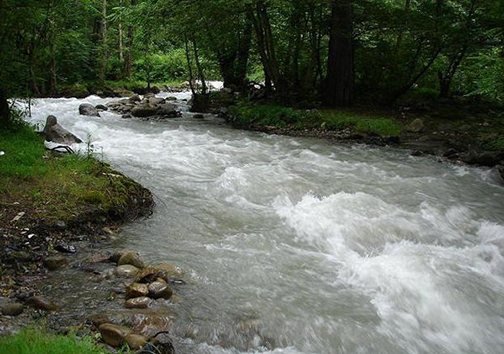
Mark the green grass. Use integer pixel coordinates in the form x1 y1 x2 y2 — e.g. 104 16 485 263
320 112 402 136
0 123 150 224
0 329 108 354
229 102 402 136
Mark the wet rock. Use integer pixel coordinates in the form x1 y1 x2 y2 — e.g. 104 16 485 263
146 97 165 106
43 255 69 271
79 103 101 117
193 114 204 119
99 323 133 347
131 105 158 118
122 113 133 119
407 118 424 133
125 297 151 309
135 264 183 284
42 115 83 145
115 265 140 278
95 104 108 111
166 96 177 101
118 251 145 269
462 151 504 167
148 281 173 300
55 243 76 254
126 283 149 299
411 150 424 157
86 250 111 263
153 263 184 279
89 310 175 337
125 333 148 350
129 94 141 102
26 296 58 311
0 298 24 316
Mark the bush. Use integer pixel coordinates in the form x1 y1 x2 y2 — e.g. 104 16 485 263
229 102 303 128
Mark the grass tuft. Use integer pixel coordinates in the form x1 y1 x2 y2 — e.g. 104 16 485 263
0 328 108 354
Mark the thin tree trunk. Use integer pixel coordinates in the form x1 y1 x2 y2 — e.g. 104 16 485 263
184 36 195 95
192 39 207 95
100 0 108 83
118 0 124 64
323 0 354 107
0 88 9 128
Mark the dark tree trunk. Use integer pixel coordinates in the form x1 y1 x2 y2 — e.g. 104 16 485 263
323 0 354 107
123 0 136 79
0 88 10 128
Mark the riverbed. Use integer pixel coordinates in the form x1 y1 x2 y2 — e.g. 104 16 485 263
24 93 504 354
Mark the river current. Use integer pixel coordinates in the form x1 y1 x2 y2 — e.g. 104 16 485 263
24 93 504 354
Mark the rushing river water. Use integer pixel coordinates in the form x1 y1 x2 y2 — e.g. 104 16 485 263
24 93 504 354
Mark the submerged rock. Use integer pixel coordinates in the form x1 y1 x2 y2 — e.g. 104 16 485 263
125 297 151 309
25 296 58 311
99 323 133 347
115 265 140 277
95 104 108 111
79 103 101 117
42 115 83 145
43 255 69 271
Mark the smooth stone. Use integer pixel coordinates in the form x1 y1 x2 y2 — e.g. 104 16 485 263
126 283 149 299
43 255 69 271
42 115 82 145
115 265 140 277
118 251 145 269
99 323 133 347
129 94 141 102
0 298 24 316
125 297 151 309
148 281 173 300
25 296 58 311
86 250 111 263
152 263 184 279
125 333 148 350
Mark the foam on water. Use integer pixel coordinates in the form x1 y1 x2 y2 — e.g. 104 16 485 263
23 94 504 354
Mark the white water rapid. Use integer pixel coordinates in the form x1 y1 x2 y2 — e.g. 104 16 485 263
23 93 504 354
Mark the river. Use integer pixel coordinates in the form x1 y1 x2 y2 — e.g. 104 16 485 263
24 93 504 354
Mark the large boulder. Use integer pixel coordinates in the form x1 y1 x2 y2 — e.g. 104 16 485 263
42 115 82 145
157 103 179 118
131 105 158 118
79 103 100 117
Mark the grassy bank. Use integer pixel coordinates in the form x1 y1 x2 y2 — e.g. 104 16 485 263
0 124 152 228
0 329 108 354
228 101 402 137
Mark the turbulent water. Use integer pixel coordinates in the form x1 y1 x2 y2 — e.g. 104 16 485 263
24 93 504 354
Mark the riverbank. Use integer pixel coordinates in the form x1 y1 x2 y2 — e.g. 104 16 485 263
223 97 504 180
0 124 153 324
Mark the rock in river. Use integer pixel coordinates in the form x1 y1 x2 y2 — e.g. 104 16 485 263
99 323 133 347
117 251 145 269
89 310 175 337
25 296 58 311
43 255 69 271
148 281 173 300
125 297 152 309
79 103 100 117
116 265 140 277
125 333 148 350
42 115 83 145
126 283 149 299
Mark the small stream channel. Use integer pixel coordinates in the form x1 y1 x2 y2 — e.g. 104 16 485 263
24 92 504 354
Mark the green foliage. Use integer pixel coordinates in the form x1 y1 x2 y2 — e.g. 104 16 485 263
0 328 107 354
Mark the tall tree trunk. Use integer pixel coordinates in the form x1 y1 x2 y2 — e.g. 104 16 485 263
118 0 124 65
192 39 207 95
184 36 195 95
323 0 354 107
